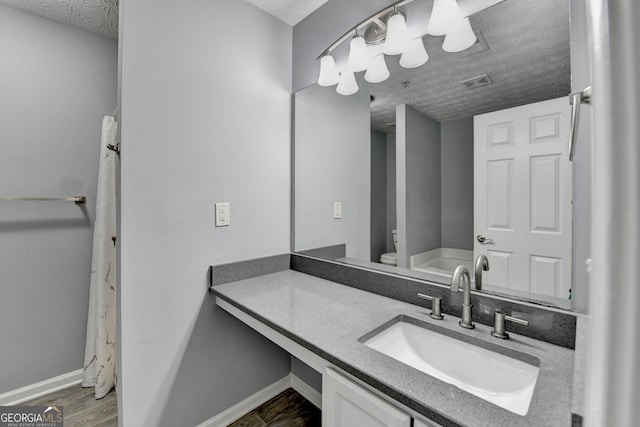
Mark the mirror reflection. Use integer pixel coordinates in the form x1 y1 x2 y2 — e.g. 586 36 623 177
294 0 579 310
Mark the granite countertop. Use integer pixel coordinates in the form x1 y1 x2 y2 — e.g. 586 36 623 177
213 270 575 427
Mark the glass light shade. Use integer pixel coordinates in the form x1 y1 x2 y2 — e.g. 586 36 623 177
399 37 429 69
348 35 370 72
428 0 462 36
442 17 477 52
383 13 409 55
365 54 390 83
336 70 359 95
318 54 339 87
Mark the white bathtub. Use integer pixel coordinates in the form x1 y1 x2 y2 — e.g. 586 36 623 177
410 248 473 278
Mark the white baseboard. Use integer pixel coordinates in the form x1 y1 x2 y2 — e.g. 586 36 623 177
290 373 322 409
0 369 83 406
196 373 322 427
196 376 290 427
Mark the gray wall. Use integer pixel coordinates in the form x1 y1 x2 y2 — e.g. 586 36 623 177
0 5 117 394
386 132 397 252
441 118 474 250
294 83 371 260
397 105 441 268
371 130 388 262
291 356 322 394
119 1 292 425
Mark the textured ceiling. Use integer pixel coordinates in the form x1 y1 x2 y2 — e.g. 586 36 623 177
368 0 571 133
244 0 328 26
0 0 118 39
1 0 569 132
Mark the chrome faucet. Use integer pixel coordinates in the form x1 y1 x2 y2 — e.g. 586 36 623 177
450 265 475 329
491 311 529 339
474 255 489 290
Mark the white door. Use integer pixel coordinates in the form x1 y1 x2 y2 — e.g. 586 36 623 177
474 97 572 299
322 368 411 427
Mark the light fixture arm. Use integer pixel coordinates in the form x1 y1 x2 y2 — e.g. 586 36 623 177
315 0 416 59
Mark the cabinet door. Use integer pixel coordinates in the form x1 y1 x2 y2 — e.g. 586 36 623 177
323 368 411 427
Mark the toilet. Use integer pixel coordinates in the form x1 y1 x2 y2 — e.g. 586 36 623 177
380 229 398 266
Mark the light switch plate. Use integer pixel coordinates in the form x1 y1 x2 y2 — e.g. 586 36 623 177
333 201 342 219
215 202 230 227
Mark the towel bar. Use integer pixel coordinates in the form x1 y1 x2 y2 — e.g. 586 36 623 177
0 196 86 204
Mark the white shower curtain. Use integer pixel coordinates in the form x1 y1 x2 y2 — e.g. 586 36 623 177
82 116 117 399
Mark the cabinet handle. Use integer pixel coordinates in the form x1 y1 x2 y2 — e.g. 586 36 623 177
569 86 591 161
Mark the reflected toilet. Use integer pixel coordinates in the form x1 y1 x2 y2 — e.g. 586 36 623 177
380 229 398 266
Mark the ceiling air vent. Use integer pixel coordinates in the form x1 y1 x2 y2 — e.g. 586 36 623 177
460 74 493 90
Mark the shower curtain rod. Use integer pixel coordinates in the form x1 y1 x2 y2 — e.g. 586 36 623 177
0 196 86 204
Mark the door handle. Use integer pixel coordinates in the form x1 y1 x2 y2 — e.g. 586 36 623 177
477 234 494 244
568 86 591 161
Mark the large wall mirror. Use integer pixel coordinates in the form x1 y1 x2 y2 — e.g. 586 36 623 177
294 0 589 312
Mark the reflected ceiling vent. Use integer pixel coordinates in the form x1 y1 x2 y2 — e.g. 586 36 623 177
386 122 396 129
460 74 493 90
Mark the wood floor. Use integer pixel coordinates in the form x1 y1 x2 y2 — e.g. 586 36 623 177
20 384 117 427
17 385 315 427
229 388 321 427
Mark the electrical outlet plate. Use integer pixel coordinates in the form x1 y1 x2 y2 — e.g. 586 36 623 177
215 202 230 227
333 201 342 219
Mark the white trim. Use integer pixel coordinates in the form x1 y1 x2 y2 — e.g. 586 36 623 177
0 369 83 406
195 376 290 427
195 373 322 427
585 1 640 425
290 373 322 409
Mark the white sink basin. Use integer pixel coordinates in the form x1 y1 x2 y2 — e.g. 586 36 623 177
361 317 539 415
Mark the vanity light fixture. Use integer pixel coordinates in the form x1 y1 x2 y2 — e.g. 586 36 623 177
316 0 482 96
427 0 461 36
365 54 391 83
348 33 371 72
442 17 477 52
428 0 477 52
318 53 340 87
399 36 429 68
336 70 359 95
382 9 409 55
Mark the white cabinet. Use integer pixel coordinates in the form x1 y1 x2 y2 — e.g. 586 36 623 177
322 368 411 427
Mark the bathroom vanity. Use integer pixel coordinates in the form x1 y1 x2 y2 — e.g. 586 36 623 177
211 262 576 427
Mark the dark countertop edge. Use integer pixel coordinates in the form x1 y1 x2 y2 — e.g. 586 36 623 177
213 290 463 427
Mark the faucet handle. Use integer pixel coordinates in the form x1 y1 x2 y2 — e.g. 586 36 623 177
491 311 528 339
417 293 444 320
